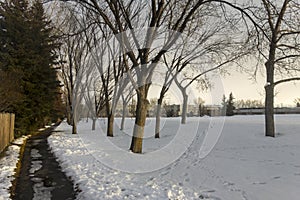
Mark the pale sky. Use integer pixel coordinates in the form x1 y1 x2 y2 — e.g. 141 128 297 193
221 70 300 107
149 69 300 107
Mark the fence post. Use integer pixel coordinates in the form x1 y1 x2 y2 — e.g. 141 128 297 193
5 114 9 149
0 113 4 153
10 113 15 142
0 113 15 153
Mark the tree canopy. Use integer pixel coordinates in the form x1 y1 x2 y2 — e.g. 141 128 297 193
0 0 61 135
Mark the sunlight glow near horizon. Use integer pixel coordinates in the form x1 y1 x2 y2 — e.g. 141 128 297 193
148 70 299 107
221 71 300 107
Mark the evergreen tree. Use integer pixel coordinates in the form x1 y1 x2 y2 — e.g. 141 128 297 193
221 95 227 116
226 92 235 116
0 0 61 135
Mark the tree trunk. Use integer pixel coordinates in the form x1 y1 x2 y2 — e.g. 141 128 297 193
181 90 188 124
130 87 149 153
155 98 163 138
265 35 276 137
265 84 275 137
72 118 77 134
121 103 126 130
107 113 114 137
92 118 96 131
86 111 89 122
198 104 202 116
265 59 275 137
67 111 72 125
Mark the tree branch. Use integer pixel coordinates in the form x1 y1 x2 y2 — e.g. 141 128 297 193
274 77 300 86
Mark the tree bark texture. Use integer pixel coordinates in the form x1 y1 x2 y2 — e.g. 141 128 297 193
264 38 276 137
107 113 114 137
72 118 77 134
181 90 188 124
155 98 163 138
121 103 126 130
92 118 96 131
130 86 149 153
264 60 275 137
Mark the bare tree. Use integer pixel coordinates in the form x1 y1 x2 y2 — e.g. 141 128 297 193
154 65 175 138
82 73 106 130
56 0 261 152
169 22 246 125
188 0 300 137
231 0 300 137
120 86 135 131
153 4 249 137
89 25 127 137
258 0 300 137
294 98 300 107
235 99 264 109
71 0 228 153
56 4 94 134
194 97 205 116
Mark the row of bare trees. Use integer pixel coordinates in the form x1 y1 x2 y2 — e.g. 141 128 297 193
47 0 300 153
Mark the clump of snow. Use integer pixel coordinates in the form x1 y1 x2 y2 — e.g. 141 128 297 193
32 177 54 200
49 115 300 200
29 149 43 174
0 136 28 200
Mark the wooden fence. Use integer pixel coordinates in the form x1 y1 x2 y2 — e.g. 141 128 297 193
0 113 15 153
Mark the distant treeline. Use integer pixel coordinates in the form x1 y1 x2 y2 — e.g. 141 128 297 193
234 107 300 115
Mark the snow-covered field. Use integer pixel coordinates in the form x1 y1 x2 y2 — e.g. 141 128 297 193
0 136 27 200
48 115 300 200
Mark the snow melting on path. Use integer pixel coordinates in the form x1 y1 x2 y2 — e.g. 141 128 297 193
29 149 42 174
31 177 54 200
0 136 27 200
29 148 54 200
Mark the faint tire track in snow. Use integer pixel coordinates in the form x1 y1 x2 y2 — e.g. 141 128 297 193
154 121 251 200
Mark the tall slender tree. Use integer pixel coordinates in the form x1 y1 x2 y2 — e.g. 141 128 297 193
0 0 60 134
226 92 235 116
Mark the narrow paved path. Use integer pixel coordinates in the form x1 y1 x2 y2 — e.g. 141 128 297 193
12 125 77 200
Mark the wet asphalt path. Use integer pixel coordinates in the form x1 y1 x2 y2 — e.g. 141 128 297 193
12 125 77 200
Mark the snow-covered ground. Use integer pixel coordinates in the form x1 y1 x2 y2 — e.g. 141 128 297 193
48 115 300 200
0 136 27 200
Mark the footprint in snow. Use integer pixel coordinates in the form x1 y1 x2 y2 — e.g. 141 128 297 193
223 181 242 192
223 181 235 186
204 189 216 193
199 193 221 200
252 181 266 185
275 162 284 165
160 171 169 176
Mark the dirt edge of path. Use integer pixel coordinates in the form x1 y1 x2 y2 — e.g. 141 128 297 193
9 136 28 198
